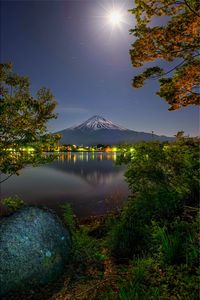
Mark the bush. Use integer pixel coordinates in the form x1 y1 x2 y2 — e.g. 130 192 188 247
153 223 184 265
108 196 151 259
2 196 25 211
71 227 101 263
62 203 103 264
99 258 199 300
109 139 199 260
108 186 184 259
152 217 199 266
62 203 75 231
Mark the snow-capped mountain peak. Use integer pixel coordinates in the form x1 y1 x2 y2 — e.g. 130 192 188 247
70 115 126 131
58 115 173 145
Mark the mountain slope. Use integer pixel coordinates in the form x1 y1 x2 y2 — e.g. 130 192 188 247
70 115 126 131
57 115 173 145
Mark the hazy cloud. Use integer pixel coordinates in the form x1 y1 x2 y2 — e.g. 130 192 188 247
56 106 89 114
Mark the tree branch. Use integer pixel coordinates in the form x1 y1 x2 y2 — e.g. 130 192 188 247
0 174 13 184
185 88 200 95
184 0 200 17
152 53 200 79
151 60 186 79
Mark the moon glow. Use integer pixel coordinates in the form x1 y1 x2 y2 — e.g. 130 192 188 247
108 10 123 26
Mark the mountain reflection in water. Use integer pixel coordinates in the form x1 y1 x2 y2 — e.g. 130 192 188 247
1 152 129 218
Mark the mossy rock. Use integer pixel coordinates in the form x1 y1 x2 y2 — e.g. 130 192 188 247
0 206 71 296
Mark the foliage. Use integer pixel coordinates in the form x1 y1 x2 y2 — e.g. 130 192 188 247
64 139 199 299
108 197 151 259
117 259 161 300
120 139 199 207
71 227 102 263
62 203 75 232
129 0 200 110
3 139 198 298
152 217 199 265
109 139 199 259
62 203 103 265
0 63 60 181
6 194 198 298
99 258 199 300
2 196 25 211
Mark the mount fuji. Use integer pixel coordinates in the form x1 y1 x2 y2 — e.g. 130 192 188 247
57 115 173 145
70 115 126 131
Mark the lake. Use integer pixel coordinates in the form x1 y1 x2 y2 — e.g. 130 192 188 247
0 152 129 218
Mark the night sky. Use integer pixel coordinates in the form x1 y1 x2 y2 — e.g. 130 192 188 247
1 0 199 136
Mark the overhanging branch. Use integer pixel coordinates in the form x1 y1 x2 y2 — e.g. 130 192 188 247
0 174 13 184
184 0 200 17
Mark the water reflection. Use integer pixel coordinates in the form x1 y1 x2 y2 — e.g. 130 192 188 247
57 151 117 163
1 152 129 218
50 152 120 186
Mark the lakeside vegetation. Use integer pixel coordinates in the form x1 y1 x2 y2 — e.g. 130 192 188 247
45 144 121 152
2 136 199 299
59 136 199 300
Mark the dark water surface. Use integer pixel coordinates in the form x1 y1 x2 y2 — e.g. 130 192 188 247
1 152 129 218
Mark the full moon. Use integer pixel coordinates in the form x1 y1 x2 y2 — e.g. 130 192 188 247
108 10 123 26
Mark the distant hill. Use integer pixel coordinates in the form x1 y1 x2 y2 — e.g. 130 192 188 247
57 115 174 145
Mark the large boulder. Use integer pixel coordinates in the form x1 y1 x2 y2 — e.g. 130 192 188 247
0 206 71 296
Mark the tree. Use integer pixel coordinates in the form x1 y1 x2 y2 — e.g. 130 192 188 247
174 130 185 140
0 63 60 182
129 0 200 110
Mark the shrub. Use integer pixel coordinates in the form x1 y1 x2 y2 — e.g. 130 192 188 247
152 216 199 266
153 225 184 265
72 227 102 263
108 197 151 259
62 203 75 231
62 203 102 264
98 258 199 300
109 139 199 260
2 196 25 211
